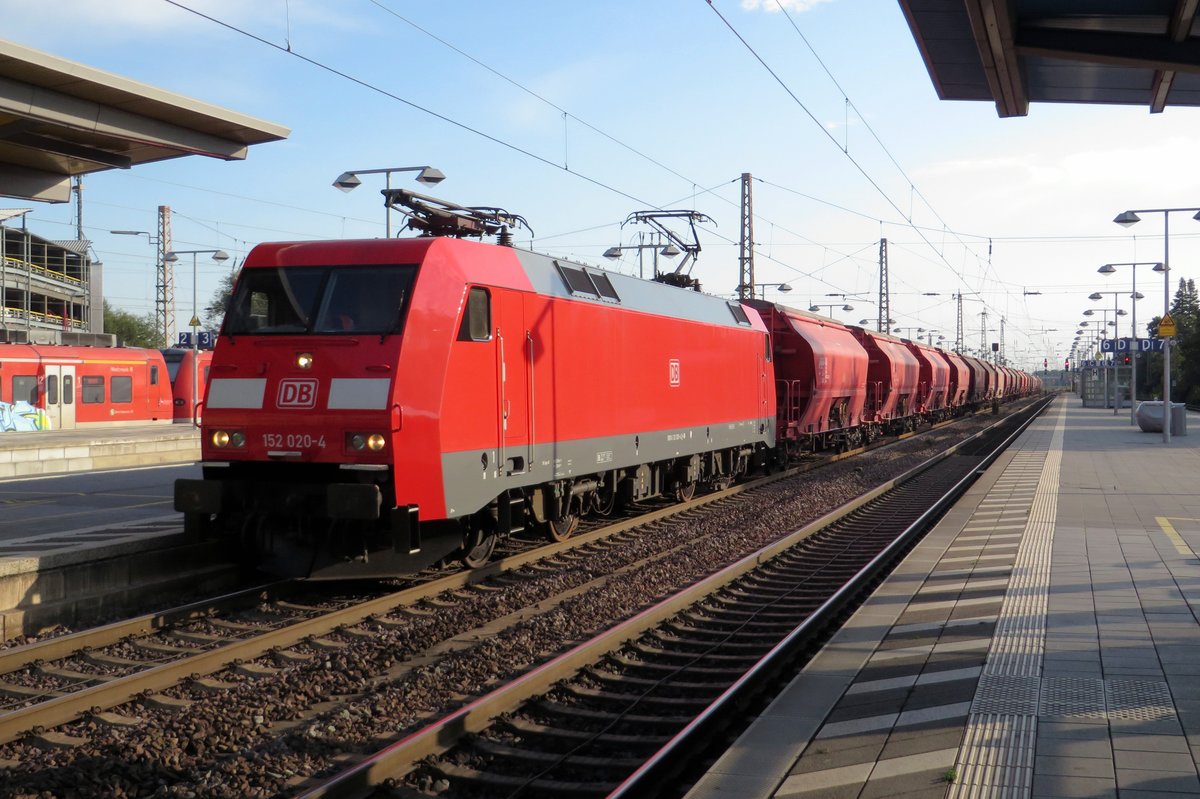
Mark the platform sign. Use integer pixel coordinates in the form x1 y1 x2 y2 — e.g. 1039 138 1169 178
1100 337 1165 353
1159 314 1177 337
177 331 218 349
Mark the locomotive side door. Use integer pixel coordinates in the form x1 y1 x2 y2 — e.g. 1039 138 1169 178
495 291 529 475
41 364 76 430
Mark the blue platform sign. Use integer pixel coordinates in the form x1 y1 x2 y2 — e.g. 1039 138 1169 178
1099 337 1165 353
177 331 218 349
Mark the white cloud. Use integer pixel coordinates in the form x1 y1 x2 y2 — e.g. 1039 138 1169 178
741 0 834 12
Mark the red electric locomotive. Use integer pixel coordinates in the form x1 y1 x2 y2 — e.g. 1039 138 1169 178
175 201 775 578
0 343 174 430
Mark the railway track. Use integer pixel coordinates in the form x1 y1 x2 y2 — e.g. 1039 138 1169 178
296 396 1053 798
0 398 1046 796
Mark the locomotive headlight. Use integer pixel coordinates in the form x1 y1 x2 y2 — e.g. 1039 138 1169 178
211 430 246 449
296 352 314 369
347 433 386 452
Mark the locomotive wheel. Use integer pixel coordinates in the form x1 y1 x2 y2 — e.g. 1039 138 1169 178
460 529 497 568
544 514 579 543
676 482 697 502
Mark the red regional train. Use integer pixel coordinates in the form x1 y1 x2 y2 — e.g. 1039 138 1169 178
0 344 213 432
174 200 1041 580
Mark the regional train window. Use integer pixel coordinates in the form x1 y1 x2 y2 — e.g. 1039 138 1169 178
81 376 105 404
150 365 159 386
13 376 36 404
727 302 751 326
63 375 73 404
111 376 133 404
457 287 491 342
46 375 58 405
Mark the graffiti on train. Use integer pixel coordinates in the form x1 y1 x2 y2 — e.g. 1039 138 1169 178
0 401 50 432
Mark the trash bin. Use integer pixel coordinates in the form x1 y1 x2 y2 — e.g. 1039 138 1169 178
1171 402 1188 436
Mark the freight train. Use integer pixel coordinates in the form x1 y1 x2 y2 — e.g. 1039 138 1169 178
174 196 1039 579
0 343 212 431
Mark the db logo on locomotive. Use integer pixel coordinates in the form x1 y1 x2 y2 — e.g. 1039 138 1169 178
277 379 318 409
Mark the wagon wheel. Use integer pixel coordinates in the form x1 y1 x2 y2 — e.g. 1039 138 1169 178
458 525 496 568
676 482 697 502
544 514 579 543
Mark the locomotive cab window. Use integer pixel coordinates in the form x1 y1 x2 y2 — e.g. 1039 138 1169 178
223 264 417 336
457 287 491 342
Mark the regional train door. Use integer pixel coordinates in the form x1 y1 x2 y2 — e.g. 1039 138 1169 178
495 292 529 476
42 364 76 430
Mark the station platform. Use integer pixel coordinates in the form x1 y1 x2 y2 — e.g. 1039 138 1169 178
689 397 1200 799
0 424 199 480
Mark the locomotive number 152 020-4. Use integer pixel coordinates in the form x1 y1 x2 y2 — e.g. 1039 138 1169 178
262 432 327 449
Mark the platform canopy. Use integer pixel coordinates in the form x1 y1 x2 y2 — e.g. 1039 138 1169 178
898 1 1200 117
0 38 289 203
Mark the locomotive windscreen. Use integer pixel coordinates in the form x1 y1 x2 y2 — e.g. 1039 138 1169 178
223 265 418 335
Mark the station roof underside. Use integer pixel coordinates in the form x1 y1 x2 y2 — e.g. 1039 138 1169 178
898 1 1200 117
0 38 289 203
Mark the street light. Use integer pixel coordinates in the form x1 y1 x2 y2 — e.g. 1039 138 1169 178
603 242 680 280
165 248 230 427
1098 262 1158 425
1114 208 1200 443
736 282 792 299
809 303 854 315
333 166 446 238
892 326 925 340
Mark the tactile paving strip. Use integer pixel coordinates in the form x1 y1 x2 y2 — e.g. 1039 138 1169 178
1106 679 1175 721
949 403 1065 799
1039 677 1106 719
972 674 1040 715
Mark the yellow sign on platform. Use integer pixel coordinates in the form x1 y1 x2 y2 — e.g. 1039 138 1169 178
1159 313 1177 337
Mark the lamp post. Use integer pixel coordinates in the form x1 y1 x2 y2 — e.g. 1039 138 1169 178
1094 265 1153 423
1114 208 1200 443
736 282 792 299
603 241 679 280
892 326 925 341
165 249 230 426
333 166 446 238
809 303 854 316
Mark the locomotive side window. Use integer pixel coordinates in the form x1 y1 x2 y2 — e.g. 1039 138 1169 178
727 302 751 326
457 287 491 342
81 376 105 404
13 376 37 404
63 375 73 404
589 272 620 302
554 262 622 303
112 376 133 404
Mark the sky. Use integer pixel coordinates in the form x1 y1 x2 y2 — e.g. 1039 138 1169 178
5 0 1200 370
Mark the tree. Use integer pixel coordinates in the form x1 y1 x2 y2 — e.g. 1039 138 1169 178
1174 277 1200 404
103 301 163 348
204 270 237 330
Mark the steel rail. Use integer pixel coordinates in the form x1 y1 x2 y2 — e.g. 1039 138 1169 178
294 396 1051 798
